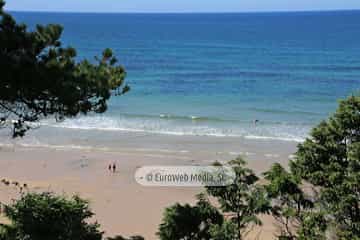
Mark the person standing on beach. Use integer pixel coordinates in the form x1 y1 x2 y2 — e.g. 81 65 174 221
112 163 116 173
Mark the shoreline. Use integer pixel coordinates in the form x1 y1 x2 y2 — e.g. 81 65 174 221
0 126 299 163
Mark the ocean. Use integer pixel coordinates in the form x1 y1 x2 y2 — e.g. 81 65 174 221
10 11 360 142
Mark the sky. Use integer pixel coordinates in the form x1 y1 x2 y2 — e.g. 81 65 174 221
5 0 360 13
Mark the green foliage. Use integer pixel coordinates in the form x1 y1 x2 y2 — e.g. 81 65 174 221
157 194 223 240
1 192 103 240
206 157 271 240
296 212 327 240
264 163 320 239
209 221 238 240
0 223 16 240
290 95 360 239
0 1 129 137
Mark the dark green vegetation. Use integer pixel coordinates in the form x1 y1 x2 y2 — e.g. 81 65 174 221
205 158 271 240
0 0 129 137
263 163 327 240
157 193 223 240
0 190 144 240
290 95 360 239
157 158 270 240
0 192 103 240
157 157 270 240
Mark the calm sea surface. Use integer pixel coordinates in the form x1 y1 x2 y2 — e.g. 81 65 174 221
11 11 360 142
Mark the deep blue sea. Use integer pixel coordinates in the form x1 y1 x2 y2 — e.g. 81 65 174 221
12 11 360 142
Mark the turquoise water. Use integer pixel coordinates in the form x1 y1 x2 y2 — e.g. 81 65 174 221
12 11 360 142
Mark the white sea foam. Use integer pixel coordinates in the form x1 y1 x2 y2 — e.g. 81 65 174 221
288 154 296 160
0 139 193 157
0 141 108 152
229 151 255 156
40 115 309 143
264 153 280 158
245 135 305 143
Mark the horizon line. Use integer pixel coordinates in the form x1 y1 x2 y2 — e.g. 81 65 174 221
7 8 360 15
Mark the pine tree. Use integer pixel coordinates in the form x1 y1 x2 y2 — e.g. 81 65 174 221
0 1 129 137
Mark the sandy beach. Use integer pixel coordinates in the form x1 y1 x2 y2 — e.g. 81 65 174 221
0 131 297 239
1 6 358 240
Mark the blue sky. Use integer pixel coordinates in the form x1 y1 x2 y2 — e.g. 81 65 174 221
6 0 360 13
